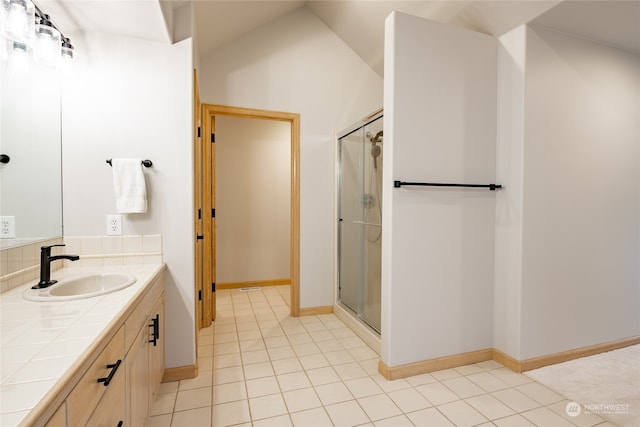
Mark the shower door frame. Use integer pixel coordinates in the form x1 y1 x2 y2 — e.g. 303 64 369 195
337 108 383 334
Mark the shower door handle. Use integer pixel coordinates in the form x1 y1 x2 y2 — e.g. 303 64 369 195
352 221 382 228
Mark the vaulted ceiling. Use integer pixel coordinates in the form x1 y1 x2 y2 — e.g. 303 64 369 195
48 0 640 77
193 0 566 76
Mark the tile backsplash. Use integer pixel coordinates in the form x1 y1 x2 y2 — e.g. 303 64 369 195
0 235 162 293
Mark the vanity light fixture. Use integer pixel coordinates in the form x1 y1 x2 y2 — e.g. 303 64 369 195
0 0 35 46
61 36 72 59
34 13 60 67
12 39 26 52
7 39 29 74
0 0 73 63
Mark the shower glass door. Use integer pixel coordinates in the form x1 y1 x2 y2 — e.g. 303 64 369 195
338 114 383 333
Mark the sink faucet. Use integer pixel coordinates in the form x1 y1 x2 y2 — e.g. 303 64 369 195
32 244 80 289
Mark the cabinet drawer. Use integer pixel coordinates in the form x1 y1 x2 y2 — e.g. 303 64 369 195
86 360 125 427
67 327 125 427
124 275 164 353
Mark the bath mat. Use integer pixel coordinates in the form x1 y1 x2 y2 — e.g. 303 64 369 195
525 345 639 426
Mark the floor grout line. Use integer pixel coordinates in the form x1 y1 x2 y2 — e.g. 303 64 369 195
148 285 607 427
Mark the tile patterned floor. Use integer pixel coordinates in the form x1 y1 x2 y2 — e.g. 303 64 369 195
147 286 613 427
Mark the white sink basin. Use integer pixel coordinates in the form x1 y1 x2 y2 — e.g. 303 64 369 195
23 273 136 301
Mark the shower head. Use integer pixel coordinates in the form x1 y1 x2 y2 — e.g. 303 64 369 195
366 130 383 143
371 140 381 169
371 144 381 159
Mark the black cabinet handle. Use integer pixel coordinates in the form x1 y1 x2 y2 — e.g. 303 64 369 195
149 314 160 346
97 359 122 386
117 422 123 427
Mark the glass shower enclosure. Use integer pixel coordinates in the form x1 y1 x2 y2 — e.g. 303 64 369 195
338 111 383 333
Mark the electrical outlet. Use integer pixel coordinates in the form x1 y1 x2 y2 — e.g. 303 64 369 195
107 215 122 236
0 216 15 238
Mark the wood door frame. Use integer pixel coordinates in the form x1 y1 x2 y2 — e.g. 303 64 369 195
193 69 205 330
202 104 300 318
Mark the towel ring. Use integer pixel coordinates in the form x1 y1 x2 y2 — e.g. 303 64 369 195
106 159 153 168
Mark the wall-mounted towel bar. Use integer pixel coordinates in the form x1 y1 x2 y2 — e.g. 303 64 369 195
394 180 502 191
106 159 153 168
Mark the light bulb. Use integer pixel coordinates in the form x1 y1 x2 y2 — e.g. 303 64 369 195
61 36 73 59
0 0 35 45
0 37 8 61
7 40 30 75
34 13 60 68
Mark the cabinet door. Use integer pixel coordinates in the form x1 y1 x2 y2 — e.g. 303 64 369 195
149 295 165 402
126 324 149 427
44 403 66 427
86 365 125 427
67 328 125 427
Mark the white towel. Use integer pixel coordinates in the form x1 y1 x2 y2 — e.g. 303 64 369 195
111 159 147 214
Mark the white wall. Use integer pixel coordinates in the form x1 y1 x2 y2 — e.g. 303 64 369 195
495 25 640 361
494 26 527 359
383 12 498 367
61 32 195 369
216 116 291 283
519 27 640 359
199 7 383 308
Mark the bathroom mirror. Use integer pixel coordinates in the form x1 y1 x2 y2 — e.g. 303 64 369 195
0 43 63 249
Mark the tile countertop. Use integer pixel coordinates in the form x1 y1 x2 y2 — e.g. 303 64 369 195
0 263 167 426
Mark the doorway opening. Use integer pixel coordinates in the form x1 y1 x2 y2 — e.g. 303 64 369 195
197 104 300 329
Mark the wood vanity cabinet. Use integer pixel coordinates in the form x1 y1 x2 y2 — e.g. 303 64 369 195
39 270 165 427
126 294 165 426
85 362 126 426
43 404 66 427
67 327 125 426
127 319 151 426
149 296 165 400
